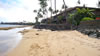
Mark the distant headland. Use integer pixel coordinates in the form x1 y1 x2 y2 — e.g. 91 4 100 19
0 22 35 25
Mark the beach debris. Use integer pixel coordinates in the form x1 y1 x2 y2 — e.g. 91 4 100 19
19 29 29 34
36 33 39 35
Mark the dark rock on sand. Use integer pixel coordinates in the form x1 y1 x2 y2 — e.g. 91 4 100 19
77 29 100 39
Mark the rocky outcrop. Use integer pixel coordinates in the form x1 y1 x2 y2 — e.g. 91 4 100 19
77 20 100 39
78 20 100 29
77 29 100 39
34 24 71 31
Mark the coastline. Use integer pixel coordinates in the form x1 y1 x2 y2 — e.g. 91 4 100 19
7 28 100 56
0 25 32 30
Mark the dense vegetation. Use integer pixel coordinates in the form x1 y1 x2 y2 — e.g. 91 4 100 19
68 8 95 26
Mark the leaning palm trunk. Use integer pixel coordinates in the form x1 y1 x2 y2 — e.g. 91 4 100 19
62 0 68 22
50 0 53 19
54 0 57 15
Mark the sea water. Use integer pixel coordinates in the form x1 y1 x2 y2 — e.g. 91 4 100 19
0 24 22 28
0 27 31 56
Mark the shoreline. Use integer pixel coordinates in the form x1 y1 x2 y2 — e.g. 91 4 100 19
7 29 100 56
0 25 32 30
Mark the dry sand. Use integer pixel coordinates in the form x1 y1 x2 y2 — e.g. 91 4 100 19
7 29 100 56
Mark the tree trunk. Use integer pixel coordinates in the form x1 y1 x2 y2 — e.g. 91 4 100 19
63 0 67 11
54 0 57 15
50 0 53 19
62 0 68 22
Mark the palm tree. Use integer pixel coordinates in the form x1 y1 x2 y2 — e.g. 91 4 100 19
49 0 53 19
49 7 53 18
33 9 43 24
63 0 67 10
33 10 37 13
54 0 57 15
35 17 39 25
62 0 68 23
33 10 38 24
39 0 48 17
77 0 81 5
98 0 100 7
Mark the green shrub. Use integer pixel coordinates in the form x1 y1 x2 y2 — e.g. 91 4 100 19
81 17 94 21
68 8 95 25
58 16 63 20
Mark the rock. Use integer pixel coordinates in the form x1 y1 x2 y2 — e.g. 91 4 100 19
98 37 100 39
97 32 100 37
89 33 97 38
77 29 100 39
36 33 39 35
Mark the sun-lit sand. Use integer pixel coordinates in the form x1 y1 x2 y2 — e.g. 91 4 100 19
7 28 100 56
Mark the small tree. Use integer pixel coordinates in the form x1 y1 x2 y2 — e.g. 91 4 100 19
68 14 77 30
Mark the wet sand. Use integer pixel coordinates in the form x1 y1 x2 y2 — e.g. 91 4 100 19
7 29 100 56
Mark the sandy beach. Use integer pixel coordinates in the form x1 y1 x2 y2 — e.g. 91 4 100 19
7 29 100 56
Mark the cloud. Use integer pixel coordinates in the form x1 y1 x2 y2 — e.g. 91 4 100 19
0 0 19 9
0 0 39 22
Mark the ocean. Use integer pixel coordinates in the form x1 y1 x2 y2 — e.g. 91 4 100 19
0 24 23 28
0 26 31 56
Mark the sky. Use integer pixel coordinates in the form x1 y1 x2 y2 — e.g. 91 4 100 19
0 0 99 22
